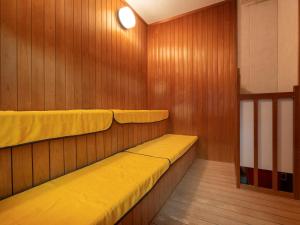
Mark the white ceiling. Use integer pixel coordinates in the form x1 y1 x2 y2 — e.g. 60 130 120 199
126 0 225 24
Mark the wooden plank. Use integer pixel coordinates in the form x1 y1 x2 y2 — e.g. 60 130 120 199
50 139 64 179
272 99 278 191
254 100 258 187
240 92 294 100
17 0 32 110
65 0 75 109
33 141 50 186
55 0 66 109
63 137 77 173
31 0 45 110
12 145 33 194
294 86 300 199
73 0 82 109
76 135 87 168
96 132 105 161
104 128 113 158
0 148 12 199
87 134 97 164
0 0 17 110
44 0 56 110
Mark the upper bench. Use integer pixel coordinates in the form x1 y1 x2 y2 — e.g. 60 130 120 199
0 110 113 148
113 110 169 124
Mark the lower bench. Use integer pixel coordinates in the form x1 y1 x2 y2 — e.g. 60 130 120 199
0 134 198 225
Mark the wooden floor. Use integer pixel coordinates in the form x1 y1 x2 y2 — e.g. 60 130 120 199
151 159 300 225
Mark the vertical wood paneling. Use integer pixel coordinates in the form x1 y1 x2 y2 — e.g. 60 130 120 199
12 145 33 194
44 0 56 110
55 0 66 109
50 139 64 179
17 0 32 110
0 149 12 199
31 0 45 110
63 137 76 173
33 141 50 186
76 135 87 168
147 1 237 162
0 0 17 110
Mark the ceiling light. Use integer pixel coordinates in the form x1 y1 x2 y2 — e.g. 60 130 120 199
118 6 136 29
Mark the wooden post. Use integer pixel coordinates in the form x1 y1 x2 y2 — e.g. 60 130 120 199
272 99 278 191
254 100 259 187
294 86 300 199
236 69 241 188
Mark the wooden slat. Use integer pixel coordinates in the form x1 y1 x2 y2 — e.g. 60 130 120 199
294 86 300 199
104 128 113 158
87 134 96 165
33 141 50 186
96 132 105 161
44 0 56 110
31 0 45 110
254 100 258 187
0 148 12 199
0 0 17 110
240 92 294 100
50 139 64 179
17 0 32 110
12 145 33 194
272 99 278 191
236 70 241 188
63 137 77 173
76 135 87 168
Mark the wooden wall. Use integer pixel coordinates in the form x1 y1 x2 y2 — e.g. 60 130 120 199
0 0 148 111
147 0 238 162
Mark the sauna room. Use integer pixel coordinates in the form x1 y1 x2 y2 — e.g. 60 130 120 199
0 0 299 224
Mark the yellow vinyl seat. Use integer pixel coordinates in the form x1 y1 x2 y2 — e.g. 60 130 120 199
0 152 169 225
126 134 198 164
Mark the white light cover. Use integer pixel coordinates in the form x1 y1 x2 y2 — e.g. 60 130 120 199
118 7 136 29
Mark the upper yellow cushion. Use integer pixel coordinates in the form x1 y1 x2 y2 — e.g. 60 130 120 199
0 110 113 148
0 152 169 225
113 110 169 124
127 134 198 164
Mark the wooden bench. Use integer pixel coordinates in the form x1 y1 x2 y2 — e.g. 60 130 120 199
0 110 198 224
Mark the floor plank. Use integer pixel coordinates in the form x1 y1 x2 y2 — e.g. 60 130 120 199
152 159 300 225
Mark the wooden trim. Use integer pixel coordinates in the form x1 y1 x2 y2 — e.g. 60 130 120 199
240 184 294 199
149 1 227 25
272 99 278 191
240 92 294 100
294 86 300 199
236 69 241 188
254 100 258 187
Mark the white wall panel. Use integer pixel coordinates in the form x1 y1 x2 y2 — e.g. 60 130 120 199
258 100 273 170
240 101 254 168
278 99 294 173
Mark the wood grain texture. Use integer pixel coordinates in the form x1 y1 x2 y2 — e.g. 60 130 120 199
33 141 50 186
0 0 147 111
152 159 300 225
12 145 33 194
147 0 238 162
0 149 12 199
294 86 300 199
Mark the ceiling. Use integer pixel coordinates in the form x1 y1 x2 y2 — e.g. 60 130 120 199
125 0 225 24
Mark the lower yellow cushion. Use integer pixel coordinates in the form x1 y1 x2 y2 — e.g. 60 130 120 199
127 134 198 164
0 152 169 225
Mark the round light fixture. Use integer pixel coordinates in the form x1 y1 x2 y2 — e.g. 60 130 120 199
118 6 136 29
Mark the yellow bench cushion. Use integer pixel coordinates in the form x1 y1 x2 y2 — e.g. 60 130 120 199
127 134 198 164
113 110 169 124
0 110 113 148
0 152 169 225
